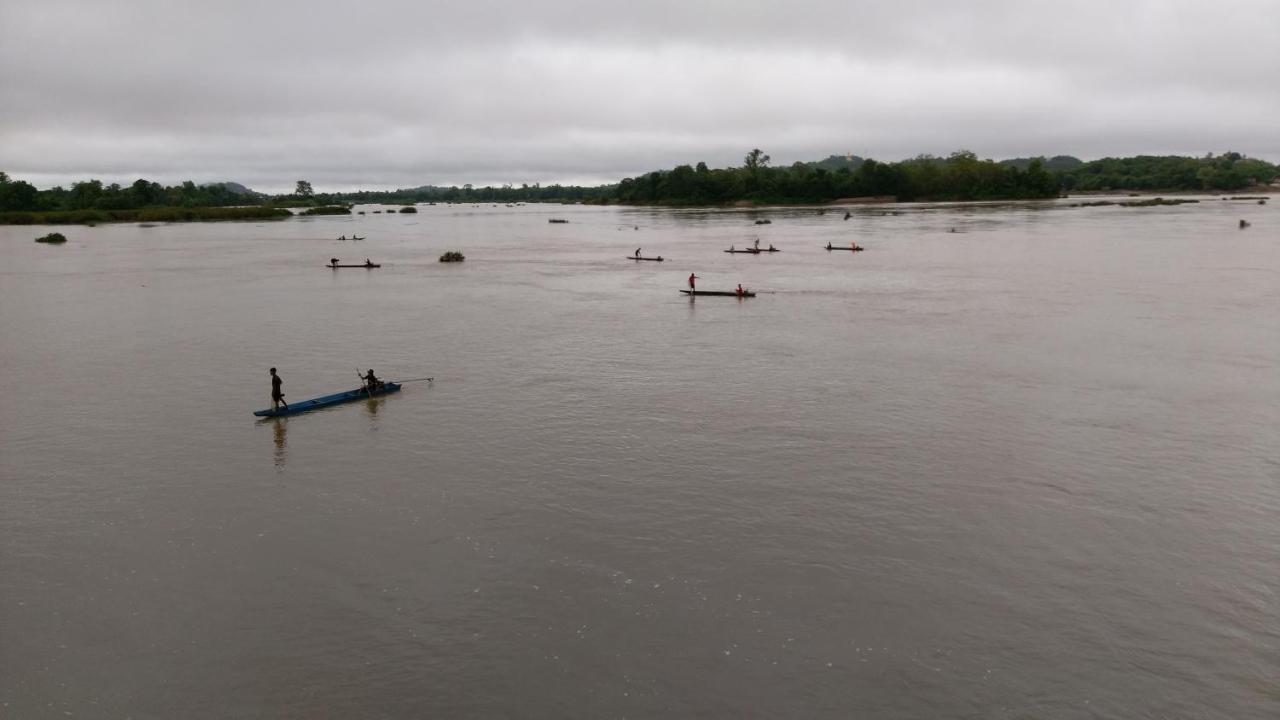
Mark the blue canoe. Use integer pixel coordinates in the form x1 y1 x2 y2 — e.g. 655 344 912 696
253 383 402 418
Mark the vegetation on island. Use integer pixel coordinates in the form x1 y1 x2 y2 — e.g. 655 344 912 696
299 205 352 215
399 206 417 213
0 171 287 224
35 232 67 244
2 206 290 225
439 251 465 262
613 149 1062 204
1060 152 1275 192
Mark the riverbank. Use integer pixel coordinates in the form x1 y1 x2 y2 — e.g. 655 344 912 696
0 206 292 225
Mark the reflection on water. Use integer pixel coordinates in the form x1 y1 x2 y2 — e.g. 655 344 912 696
271 418 287 469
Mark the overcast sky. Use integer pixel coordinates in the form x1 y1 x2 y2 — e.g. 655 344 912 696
2 0 1277 192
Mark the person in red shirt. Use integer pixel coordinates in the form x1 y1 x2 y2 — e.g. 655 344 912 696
736 283 744 297
688 273 698 290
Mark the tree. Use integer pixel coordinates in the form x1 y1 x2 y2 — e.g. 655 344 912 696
743 148 771 171
0 175 37 211
294 180 314 198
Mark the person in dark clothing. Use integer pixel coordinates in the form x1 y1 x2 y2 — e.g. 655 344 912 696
270 367 287 410
688 273 698 291
361 368 384 393
635 248 641 257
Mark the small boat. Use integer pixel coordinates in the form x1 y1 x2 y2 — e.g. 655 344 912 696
680 289 756 297
824 244 864 252
754 219 772 225
253 383 402 418
548 218 569 223
328 262 381 268
759 247 780 252
351 235 365 241
627 256 664 261
724 248 762 254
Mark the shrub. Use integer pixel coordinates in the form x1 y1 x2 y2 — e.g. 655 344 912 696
439 251 465 262
399 206 417 213
35 232 67 243
299 205 352 216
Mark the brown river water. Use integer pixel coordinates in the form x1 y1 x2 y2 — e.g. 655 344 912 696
1 198 1277 718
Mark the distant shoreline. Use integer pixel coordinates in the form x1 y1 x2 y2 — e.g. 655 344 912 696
0 206 291 226
2 188 1272 226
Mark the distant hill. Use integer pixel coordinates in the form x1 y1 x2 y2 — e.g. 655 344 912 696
809 154 866 172
203 181 258 196
1000 156 1084 172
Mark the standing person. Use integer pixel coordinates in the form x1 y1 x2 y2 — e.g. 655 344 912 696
688 273 698 291
736 283 744 297
753 238 760 250
270 368 287 411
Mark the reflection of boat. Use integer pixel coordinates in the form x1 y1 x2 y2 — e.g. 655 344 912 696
724 248 761 254
253 383 402 417
680 289 756 297
328 262 381 268
628 256 665 261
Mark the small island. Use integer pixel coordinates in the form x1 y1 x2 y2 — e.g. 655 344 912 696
35 232 67 244
299 205 351 216
439 251 465 263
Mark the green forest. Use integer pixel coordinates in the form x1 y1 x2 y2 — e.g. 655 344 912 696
612 150 1060 204
2 151 1275 222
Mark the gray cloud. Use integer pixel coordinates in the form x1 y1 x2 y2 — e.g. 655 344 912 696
2 0 1277 192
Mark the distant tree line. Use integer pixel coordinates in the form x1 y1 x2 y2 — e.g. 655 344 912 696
3 151 1276 221
1057 152 1276 192
613 149 1062 204
0 172 258 213
316 182 614 207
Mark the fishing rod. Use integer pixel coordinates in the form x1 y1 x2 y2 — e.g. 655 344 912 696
393 376 434 383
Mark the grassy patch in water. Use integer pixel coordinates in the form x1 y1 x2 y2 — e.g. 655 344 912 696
299 205 352 216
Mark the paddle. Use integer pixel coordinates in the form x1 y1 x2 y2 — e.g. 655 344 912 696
393 376 434 383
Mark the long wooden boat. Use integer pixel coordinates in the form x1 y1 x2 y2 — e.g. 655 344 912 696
680 289 756 297
327 263 381 268
824 245 865 252
253 383 402 418
724 248 761 254
627 256 665 261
